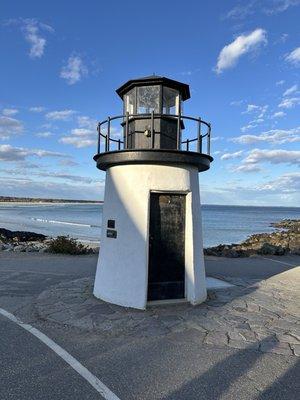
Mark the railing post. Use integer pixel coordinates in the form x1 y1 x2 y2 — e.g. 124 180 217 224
118 139 121 150
207 123 211 155
186 139 190 151
97 123 101 154
106 116 111 152
197 117 202 153
125 112 129 149
176 111 181 149
151 111 155 148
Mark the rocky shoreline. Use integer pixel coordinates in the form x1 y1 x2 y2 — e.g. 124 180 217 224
0 228 99 254
0 219 299 257
204 219 300 257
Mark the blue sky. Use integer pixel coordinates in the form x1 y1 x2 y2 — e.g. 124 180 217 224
0 0 299 205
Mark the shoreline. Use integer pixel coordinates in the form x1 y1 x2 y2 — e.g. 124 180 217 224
204 219 299 257
0 219 299 257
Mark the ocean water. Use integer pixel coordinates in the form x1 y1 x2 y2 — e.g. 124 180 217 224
0 203 299 247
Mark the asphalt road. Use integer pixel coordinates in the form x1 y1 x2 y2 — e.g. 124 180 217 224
0 252 299 400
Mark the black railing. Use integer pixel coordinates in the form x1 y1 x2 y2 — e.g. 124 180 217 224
96 112 211 156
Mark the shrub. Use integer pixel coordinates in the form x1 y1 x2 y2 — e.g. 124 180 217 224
47 236 90 255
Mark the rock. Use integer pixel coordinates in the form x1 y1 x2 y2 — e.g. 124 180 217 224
222 248 239 258
3 244 14 251
258 243 285 255
13 245 26 252
25 246 39 252
0 228 46 243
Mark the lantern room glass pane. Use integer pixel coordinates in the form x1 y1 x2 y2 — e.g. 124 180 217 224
162 87 180 115
137 86 160 114
124 89 135 115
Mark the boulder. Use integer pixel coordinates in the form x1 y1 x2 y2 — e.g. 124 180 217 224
13 245 26 252
0 228 46 243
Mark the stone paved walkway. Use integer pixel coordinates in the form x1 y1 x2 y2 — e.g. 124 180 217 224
36 268 300 357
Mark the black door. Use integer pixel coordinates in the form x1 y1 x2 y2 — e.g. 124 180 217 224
148 193 186 301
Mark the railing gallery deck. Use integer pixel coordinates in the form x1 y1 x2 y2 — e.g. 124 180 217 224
96 112 211 156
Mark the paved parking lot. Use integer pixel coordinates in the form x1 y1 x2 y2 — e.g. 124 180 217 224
0 253 299 399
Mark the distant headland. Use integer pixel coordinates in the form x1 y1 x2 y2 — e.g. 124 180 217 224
0 196 103 204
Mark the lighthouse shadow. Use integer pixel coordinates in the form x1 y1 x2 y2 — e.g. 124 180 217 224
159 336 299 400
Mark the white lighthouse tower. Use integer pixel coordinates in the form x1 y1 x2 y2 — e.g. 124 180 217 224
93 76 213 310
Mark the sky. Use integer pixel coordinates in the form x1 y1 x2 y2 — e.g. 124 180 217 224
0 0 299 206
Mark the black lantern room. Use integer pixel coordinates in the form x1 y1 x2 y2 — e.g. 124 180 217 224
94 75 213 173
116 75 189 150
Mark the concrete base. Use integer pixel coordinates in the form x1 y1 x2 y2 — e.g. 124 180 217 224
93 163 207 309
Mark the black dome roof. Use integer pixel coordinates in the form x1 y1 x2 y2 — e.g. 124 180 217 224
116 75 190 101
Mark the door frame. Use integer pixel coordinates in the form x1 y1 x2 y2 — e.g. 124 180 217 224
146 190 190 303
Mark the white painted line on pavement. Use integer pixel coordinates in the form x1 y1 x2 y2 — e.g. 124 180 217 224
260 256 298 267
0 307 121 400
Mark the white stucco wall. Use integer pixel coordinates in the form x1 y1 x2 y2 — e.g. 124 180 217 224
93 163 207 309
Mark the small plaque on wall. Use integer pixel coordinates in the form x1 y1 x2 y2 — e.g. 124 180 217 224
106 229 117 239
107 219 115 229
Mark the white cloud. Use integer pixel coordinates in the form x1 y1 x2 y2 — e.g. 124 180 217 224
264 0 300 14
4 18 53 58
224 0 300 19
276 80 285 85
271 111 286 118
77 116 97 129
0 144 69 162
244 104 260 113
59 118 120 148
2 108 18 116
60 55 88 85
215 172 300 205
244 148 300 165
46 109 76 121
232 164 264 173
241 123 258 132
35 131 53 138
0 116 23 140
283 84 298 96
215 28 267 74
285 46 300 66
70 128 94 137
278 97 300 108
257 172 300 193
29 106 45 112
11 19 54 59
59 136 96 148
59 159 79 167
211 136 223 142
59 125 96 148
276 33 289 43
243 104 268 117
0 176 104 201
35 171 97 184
232 127 300 144
224 3 254 19
24 22 45 58
221 150 243 160
230 100 244 106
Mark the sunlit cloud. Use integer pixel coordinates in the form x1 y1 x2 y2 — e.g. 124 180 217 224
46 109 76 121
215 29 267 74
60 55 88 85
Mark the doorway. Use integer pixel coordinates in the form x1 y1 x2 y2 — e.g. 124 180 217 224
147 193 186 301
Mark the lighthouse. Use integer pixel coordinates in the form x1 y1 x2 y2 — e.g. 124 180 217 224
93 75 213 310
